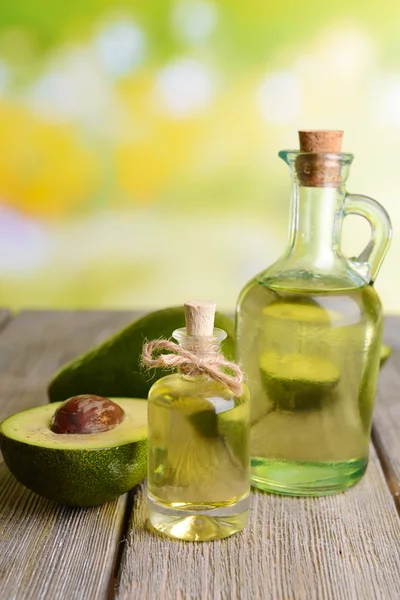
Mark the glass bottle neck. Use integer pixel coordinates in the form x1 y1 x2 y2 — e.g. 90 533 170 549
285 184 345 269
172 328 226 356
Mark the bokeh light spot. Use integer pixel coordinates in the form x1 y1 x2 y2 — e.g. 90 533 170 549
93 19 146 78
315 27 375 78
257 72 300 124
172 0 218 42
29 49 112 122
0 206 51 273
155 58 214 118
371 75 400 126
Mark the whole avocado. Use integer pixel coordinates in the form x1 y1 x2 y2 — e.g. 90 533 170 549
48 306 235 403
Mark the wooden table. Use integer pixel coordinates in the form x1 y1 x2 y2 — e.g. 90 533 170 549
0 310 399 600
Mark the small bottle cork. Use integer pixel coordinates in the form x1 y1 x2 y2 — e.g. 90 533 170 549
296 130 344 187
299 130 343 153
184 301 216 337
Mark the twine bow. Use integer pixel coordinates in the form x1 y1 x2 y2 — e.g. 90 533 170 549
142 340 244 397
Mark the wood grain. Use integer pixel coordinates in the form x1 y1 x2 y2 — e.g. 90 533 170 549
1 310 400 600
372 315 400 508
117 445 400 600
0 309 11 331
0 310 139 600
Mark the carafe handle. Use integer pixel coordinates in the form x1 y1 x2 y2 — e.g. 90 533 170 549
342 193 392 284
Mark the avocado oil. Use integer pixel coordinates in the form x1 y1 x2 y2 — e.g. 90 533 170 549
237 282 382 495
146 302 250 541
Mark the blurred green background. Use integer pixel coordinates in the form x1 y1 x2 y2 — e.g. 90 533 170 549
0 1 398 311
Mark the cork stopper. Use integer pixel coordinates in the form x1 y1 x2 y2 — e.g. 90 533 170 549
296 130 344 187
299 130 343 153
184 301 216 337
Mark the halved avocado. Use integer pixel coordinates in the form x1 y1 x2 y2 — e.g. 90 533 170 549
260 351 340 411
0 398 147 507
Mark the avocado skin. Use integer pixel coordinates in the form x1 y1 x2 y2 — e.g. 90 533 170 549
0 434 147 506
48 307 235 403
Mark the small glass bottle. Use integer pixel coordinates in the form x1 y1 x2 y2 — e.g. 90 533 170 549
146 301 250 541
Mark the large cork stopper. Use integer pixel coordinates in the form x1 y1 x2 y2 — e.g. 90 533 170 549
184 301 216 337
299 130 343 153
296 130 344 187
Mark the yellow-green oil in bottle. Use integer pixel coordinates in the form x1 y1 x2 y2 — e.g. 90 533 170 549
236 279 383 495
147 374 250 541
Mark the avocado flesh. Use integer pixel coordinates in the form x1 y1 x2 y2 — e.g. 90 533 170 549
262 301 342 324
380 343 392 367
0 398 147 507
260 351 340 411
48 307 235 403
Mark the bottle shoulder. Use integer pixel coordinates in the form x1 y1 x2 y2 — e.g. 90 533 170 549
236 277 382 330
238 260 373 299
148 373 250 409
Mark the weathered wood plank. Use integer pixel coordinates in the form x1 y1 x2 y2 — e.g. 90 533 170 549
0 309 12 332
117 451 400 597
0 310 139 600
1 310 399 599
372 315 400 508
0 466 127 600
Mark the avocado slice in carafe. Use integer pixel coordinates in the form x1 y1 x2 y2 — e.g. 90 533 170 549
260 350 340 411
262 298 342 324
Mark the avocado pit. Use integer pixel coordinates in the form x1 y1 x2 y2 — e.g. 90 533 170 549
50 394 125 434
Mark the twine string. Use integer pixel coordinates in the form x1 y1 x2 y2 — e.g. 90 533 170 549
142 339 243 397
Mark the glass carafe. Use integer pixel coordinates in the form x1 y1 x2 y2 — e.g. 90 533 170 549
236 140 392 496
